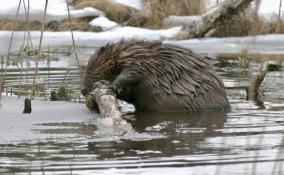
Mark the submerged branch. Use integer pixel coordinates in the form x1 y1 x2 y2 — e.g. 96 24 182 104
246 69 267 101
227 68 267 108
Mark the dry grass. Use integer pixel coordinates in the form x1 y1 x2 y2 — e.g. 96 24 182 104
127 0 205 28
213 7 284 37
72 0 205 28
0 18 102 32
73 0 138 24
57 18 102 32
0 19 42 30
142 0 204 21
1 0 284 37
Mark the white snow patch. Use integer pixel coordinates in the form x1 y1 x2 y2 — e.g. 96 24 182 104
0 0 104 22
112 0 142 10
258 0 283 16
165 34 284 55
163 15 201 27
89 16 119 31
0 26 182 53
108 26 182 40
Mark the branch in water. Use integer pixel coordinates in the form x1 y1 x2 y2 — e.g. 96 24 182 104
246 70 267 101
87 81 132 130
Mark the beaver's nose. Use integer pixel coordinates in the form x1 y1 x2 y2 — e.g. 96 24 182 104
81 88 88 96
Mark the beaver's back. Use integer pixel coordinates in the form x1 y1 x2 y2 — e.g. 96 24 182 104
120 43 230 112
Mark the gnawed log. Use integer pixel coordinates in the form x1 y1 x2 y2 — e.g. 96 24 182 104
87 81 133 130
171 0 253 39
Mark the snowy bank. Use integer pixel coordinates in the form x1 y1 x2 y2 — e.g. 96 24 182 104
0 0 104 22
89 16 119 31
163 15 202 27
111 0 142 10
0 26 182 53
165 34 284 55
1 29 284 57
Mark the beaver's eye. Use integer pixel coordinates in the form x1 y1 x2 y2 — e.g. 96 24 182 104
98 46 106 55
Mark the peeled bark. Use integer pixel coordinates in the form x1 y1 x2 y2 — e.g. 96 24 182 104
172 0 253 39
87 81 132 129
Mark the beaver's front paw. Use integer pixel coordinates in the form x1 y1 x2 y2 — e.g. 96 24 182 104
111 84 123 96
85 95 99 111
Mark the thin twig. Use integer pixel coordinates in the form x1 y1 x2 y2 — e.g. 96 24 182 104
66 0 83 88
278 0 283 32
18 0 29 99
2 0 22 90
31 0 48 98
26 0 34 53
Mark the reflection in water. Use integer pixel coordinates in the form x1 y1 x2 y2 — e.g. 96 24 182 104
253 99 265 109
134 111 227 130
35 122 97 135
88 112 227 159
0 57 284 174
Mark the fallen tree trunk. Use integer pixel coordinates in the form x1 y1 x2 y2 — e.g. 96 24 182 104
170 0 253 39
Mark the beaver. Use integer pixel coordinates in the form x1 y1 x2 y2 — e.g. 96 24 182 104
81 39 230 112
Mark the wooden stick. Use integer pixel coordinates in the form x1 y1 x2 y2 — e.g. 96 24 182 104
246 70 267 101
88 81 130 126
225 69 267 101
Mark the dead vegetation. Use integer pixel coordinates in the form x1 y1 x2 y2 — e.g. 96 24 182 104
0 18 102 32
72 0 205 28
214 8 284 37
72 0 138 24
123 0 205 28
0 0 283 37
57 18 102 32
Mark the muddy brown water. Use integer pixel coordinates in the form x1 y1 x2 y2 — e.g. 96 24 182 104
0 56 284 175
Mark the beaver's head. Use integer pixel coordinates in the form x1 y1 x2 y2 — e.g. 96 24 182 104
81 44 120 96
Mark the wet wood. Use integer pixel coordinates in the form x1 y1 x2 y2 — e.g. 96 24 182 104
246 70 267 101
173 0 253 39
226 69 267 102
88 81 128 126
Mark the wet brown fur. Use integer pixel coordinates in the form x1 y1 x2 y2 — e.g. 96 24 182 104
83 39 230 112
